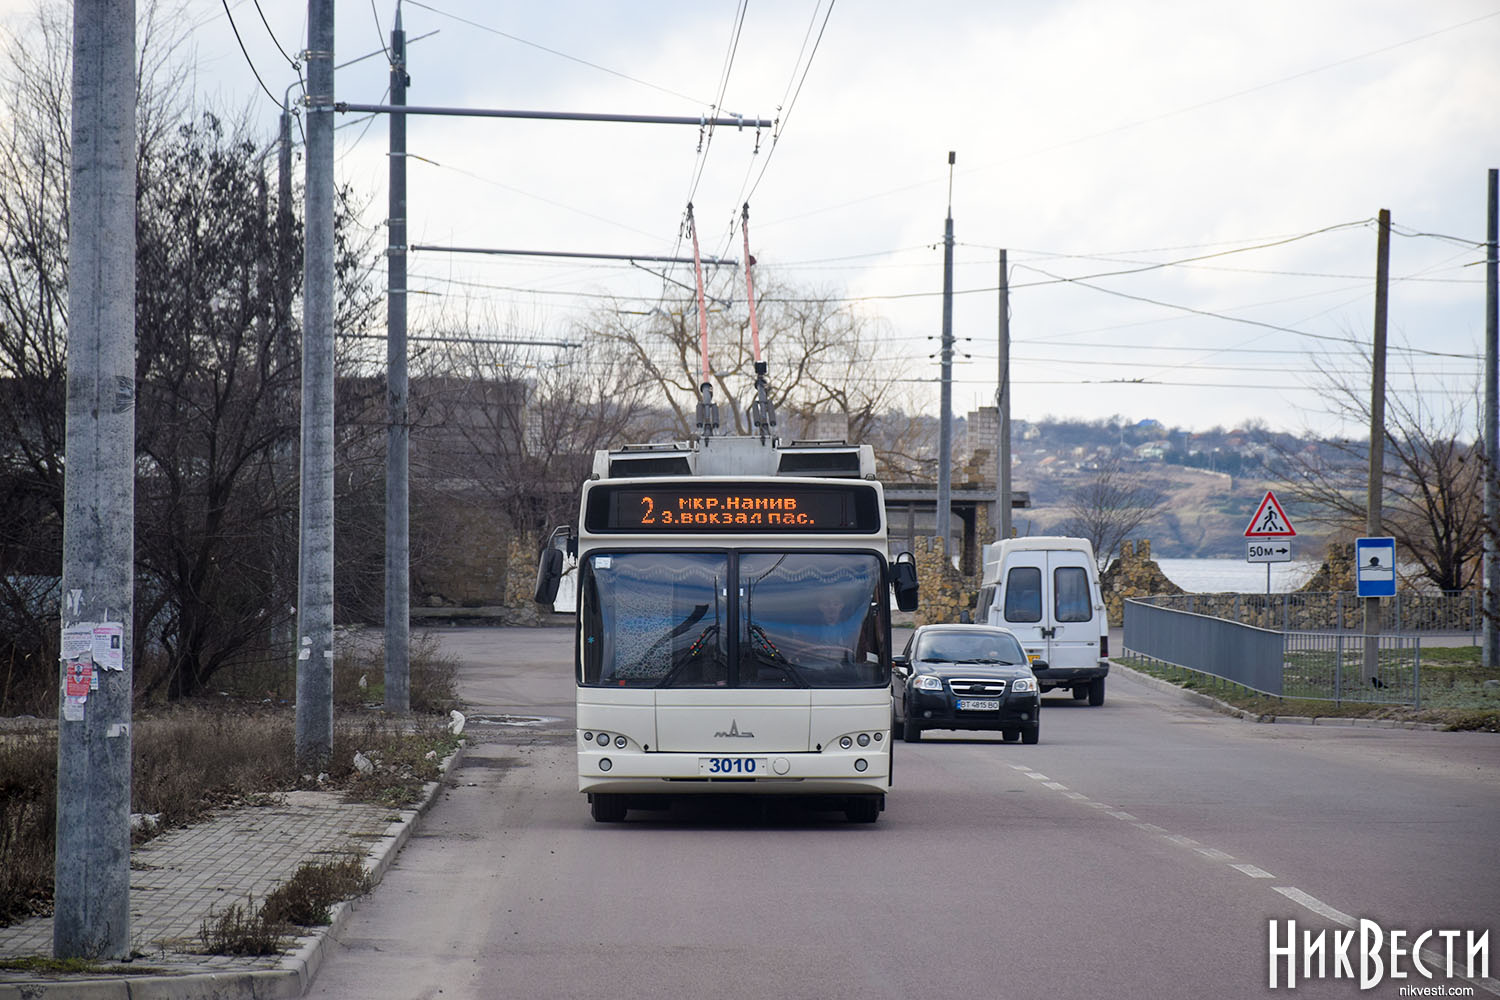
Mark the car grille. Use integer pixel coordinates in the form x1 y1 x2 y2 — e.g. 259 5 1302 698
947 678 1008 696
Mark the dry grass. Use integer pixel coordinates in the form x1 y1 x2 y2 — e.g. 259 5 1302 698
0 733 55 925
0 708 462 928
197 896 286 956
259 855 371 927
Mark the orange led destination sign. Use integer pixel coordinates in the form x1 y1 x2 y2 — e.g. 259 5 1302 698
586 482 881 533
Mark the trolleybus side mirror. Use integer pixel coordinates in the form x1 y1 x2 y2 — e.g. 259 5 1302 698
890 553 919 613
534 547 565 605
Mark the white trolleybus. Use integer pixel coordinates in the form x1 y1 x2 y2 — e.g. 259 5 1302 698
536 435 919 824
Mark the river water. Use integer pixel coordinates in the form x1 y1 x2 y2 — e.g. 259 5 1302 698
1154 557 1319 594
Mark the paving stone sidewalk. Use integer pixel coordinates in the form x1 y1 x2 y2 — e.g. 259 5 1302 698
0 755 459 999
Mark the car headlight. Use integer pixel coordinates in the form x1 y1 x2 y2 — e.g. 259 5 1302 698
914 674 944 692
1010 676 1039 694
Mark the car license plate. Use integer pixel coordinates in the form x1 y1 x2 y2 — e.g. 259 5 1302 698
699 756 767 776
956 699 1000 711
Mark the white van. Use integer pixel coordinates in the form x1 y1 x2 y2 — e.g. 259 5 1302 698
974 536 1111 705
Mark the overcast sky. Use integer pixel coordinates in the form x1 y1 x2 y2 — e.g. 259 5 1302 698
3 0 1497 437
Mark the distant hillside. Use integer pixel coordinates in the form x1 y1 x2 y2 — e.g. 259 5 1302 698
959 414 1333 559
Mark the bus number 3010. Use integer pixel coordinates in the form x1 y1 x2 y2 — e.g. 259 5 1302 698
704 757 758 774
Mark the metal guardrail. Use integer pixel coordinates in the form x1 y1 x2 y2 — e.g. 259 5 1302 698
1123 600 1285 696
1137 590 1477 636
1122 599 1424 705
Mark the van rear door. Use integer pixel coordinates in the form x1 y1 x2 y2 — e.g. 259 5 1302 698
993 549 1099 669
1045 552 1100 669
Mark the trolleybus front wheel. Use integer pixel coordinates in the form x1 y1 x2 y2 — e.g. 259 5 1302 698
590 793 627 823
844 795 882 823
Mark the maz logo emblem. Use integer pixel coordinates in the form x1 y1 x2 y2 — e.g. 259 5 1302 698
713 720 755 738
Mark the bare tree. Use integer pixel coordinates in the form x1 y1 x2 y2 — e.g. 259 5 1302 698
0 3 382 702
1058 457 1166 571
1271 349 1482 592
582 275 920 461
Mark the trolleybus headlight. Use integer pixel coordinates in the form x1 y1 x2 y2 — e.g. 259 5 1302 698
614 735 627 748
854 759 869 772
583 732 594 742
914 675 944 692
857 733 870 747
596 732 611 745
839 736 853 749
873 732 883 742
599 758 612 772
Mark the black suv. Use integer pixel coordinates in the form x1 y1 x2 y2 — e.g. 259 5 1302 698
892 624 1042 744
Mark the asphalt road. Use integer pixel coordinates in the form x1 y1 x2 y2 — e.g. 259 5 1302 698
307 626 1500 1000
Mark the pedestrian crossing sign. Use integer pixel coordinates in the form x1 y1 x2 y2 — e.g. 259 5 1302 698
1244 490 1296 538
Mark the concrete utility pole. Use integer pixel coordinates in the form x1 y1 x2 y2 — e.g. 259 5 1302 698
1485 170 1498 669
297 0 336 765
996 248 1012 543
385 10 410 714
55 0 135 960
936 152 955 559
1364 209 1390 683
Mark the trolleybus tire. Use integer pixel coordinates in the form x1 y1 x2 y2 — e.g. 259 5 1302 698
844 796 881 823
590 793 627 823
1088 677 1106 706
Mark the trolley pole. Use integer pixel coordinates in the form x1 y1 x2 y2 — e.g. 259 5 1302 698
297 0 336 765
936 152 955 559
54 0 135 959
1363 209 1390 684
1484 169 1498 669
384 10 410 713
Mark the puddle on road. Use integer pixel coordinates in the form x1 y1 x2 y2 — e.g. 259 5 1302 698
465 714 563 728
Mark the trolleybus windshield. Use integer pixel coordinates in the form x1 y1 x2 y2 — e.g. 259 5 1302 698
579 551 887 689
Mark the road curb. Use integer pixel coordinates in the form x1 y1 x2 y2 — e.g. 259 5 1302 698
0 741 467 1000
1110 662 1443 731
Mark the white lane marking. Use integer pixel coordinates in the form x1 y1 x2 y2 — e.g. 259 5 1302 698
1108 810 1137 821
1134 822 1168 834
1163 834 1200 848
1042 781 1067 790
1063 791 1089 800
1087 801 1111 809
1231 864 1275 878
1272 887 1355 928
1026 772 1050 781
1196 847 1234 862
1009 764 1032 771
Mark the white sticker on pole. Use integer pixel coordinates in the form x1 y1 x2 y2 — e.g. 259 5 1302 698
93 622 125 670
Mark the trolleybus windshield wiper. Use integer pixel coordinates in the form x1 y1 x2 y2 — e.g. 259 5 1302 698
747 623 810 687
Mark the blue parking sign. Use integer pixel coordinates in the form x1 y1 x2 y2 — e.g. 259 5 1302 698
1355 537 1396 598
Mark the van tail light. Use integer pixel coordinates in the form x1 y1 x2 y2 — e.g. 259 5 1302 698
1100 635 1109 657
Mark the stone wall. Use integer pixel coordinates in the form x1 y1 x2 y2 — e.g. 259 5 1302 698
912 535 977 626
1298 540 1354 592
1100 539 1184 623
411 498 509 607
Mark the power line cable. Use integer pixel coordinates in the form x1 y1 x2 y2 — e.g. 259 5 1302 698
370 0 394 64
221 0 280 106
760 9 1500 230
1012 261 1480 361
252 0 298 69
402 0 709 105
